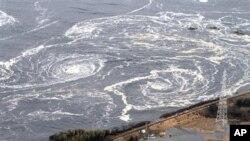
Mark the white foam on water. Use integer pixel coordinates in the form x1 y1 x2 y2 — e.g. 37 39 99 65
1 8 250 125
2 92 39 111
104 65 211 121
0 45 46 82
34 0 50 25
22 21 58 35
0 55 105 90
0 43 106 90
105 81 138 121
50 54 105 82
0 88 115 128
83 11 250 121
199 0 208 3
127 0 154 14
1 45 46 68
0 10 17 27
149 81 170 90
209 56 225 64
62 64 82 74
65 21 102 39
65 14 160 40
27 110 83 121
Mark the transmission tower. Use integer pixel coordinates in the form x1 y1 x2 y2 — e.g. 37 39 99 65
215 70 229 130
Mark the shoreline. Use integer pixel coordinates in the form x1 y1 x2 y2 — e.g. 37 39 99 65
111 92 250 141
49 91 250 141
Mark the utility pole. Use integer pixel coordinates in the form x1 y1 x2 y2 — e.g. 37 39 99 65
215 70 229 130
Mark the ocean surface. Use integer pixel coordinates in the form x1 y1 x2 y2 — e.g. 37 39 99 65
0 0 250 140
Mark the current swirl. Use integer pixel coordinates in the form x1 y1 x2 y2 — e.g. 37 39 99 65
65 12 250 121
0 45 105 90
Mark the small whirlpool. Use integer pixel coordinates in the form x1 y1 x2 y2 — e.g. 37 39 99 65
0 45 105 90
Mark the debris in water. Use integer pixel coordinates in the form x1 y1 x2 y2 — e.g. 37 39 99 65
207 26 220 30
233 30 245 35
188 27 198 31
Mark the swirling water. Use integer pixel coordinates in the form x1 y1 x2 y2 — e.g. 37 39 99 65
0 0 250 140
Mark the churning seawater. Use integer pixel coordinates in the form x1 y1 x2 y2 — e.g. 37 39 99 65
0 0 250 140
